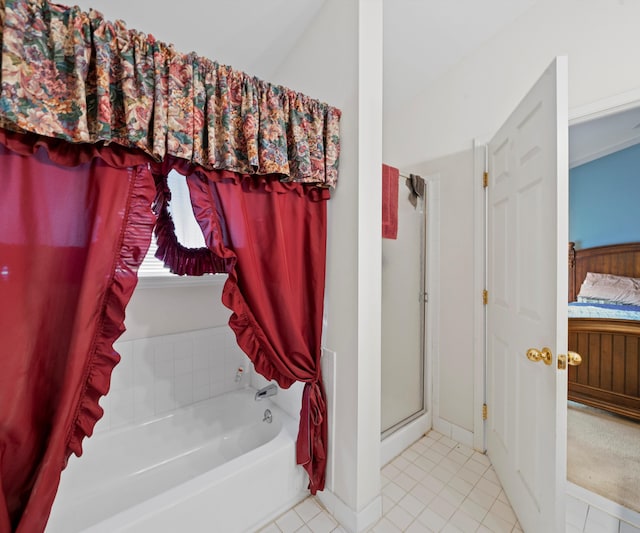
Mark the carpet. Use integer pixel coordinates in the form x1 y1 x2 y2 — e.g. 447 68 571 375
567 402 640 513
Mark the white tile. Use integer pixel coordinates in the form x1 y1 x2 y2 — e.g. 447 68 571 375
397 493 427 517
381 463 401 480
585 506 620 533
459 497 488 523
174 353 193 376
275 509 304 533
405 520 433 533
447 450 469 466
391 455 411 471
431 441 453 457
452 443 474 457
370 517 402 533
481 510 513 533
414 456 437 473
192 385 210 403
174 373 193 407
294 498 322 523
467 486 497 511
386 504 414 530
439 486 465 508
404 463 429 482
482 466 500 484
456 466 482 486
430 465 455 484
465 457 489 476
448 509 481 532
476 477 502 499
566 494 589 529
438 436 457 449
154 342 174 363
394 471 418 492
472 451 491 466
110 389 134 427
408 481 437 506
133 384 154 421
382 481 407 503
419 474 445 495
402 448 420 462
305 510 337 533
447 476 474 497
439 457 462 474
382 495 396 515
427 496 457 521
489 499 516 525
416 507 447 531
566 525 583 533
440 523 464 533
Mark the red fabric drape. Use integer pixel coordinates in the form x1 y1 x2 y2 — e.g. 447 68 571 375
0 140 156 532
174 171 329 493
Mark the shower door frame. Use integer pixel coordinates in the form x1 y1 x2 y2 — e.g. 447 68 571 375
380 178 433 440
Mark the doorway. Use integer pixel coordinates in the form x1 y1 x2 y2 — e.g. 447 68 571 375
567 104 640 517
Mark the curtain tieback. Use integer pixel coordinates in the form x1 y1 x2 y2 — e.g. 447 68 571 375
297 379 328 494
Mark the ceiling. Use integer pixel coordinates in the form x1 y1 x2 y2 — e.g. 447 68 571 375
71 0 537 106
70 0 640 165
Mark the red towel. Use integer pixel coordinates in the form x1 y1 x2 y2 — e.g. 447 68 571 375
382 164 398 239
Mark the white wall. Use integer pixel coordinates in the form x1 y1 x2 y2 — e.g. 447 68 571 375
385 0 640 167
384 0 640 437
271 0 383 529
413 151 475 434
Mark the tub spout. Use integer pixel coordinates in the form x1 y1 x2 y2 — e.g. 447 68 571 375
254 384 277 401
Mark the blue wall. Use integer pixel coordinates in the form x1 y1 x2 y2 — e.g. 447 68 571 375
569 143 640 250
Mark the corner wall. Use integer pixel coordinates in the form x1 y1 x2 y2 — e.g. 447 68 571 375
272 0 383 529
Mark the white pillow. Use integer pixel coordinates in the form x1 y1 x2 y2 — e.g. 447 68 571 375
578 272 640 306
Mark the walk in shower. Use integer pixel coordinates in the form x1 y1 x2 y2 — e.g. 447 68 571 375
381 172 428 461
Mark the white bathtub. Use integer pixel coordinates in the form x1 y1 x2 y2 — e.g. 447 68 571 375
46 388 307 533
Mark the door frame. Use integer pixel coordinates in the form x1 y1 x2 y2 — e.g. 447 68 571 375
472 87 640 451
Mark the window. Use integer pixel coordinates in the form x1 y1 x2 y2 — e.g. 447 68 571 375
138 171 225 286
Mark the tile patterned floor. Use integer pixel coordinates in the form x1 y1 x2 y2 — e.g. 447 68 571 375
259 430 522 532
259 429 640 532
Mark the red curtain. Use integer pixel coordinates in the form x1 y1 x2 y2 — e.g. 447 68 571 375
0 139 156 532
155 169 329 493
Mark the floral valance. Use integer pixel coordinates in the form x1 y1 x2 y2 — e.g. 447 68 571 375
0 0 341 187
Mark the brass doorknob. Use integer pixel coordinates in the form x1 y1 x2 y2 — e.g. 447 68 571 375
558 351 582 369
526 347 553 365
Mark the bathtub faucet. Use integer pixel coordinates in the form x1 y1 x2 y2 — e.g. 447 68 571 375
254 384 277 401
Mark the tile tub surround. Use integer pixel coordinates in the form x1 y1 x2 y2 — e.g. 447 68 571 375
98 327 253 433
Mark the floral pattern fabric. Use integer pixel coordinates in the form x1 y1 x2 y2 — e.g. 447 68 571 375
0 0 341 187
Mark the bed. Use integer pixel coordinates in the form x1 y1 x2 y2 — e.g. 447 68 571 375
568 241 640 421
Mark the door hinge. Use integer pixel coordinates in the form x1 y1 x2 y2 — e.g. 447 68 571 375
483 171 489 188
482 403 488 420
482 290 488 305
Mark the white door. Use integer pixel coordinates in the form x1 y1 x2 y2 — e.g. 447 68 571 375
486 57 569 533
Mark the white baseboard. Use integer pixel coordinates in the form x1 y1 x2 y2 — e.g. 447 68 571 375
433 416 474 449
567 481 640 528
315 489 381 533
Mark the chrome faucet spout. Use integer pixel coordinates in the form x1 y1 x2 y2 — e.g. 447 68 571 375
254 383 278 401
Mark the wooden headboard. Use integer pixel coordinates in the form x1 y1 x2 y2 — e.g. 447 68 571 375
568 241 640 302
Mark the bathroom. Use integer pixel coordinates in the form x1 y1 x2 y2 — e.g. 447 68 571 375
3 1 640 532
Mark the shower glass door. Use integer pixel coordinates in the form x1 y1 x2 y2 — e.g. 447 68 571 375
381 178 426 436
